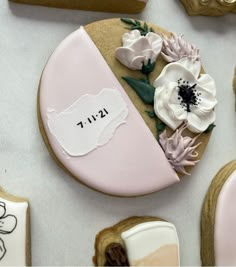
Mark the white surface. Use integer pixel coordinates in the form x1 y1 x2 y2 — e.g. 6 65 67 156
0 0 235 265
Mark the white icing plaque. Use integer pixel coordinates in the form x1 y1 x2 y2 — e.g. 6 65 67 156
47 88 129 156
0 198 28 266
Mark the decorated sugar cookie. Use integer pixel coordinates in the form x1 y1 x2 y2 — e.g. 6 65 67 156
94 216 180 266
0 188 31 266
201 161 236 266
38 18 217 196
9 0 148 13
180 0 236 16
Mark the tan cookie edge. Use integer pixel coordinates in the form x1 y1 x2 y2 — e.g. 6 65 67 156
9 0 146 13
201 160 236 266
233 67 236 103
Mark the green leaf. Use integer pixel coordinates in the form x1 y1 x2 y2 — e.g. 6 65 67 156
141 60 155 75
156 120 166 140
146 110 156 118
150 27 155 33
131 26 142 30
204 123 216 133
120 18 136 26
122 77 155 105
157 121 166 132
139 78 150 84
121 18 152 36
144 22 148 32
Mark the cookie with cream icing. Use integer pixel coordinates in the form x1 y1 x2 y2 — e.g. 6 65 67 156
38 18 217 196
180 0 236 16
9 0 148 13
94 216 180 266
201 160 236 266
0 188 31 266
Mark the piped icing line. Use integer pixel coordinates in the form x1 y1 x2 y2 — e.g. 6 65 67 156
39 26 179 196
214 170 236 266
121 221 180 266
0 195 28 266
159 123 201 175
161 33 200 63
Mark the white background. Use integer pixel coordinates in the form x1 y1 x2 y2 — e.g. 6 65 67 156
0 0 236 265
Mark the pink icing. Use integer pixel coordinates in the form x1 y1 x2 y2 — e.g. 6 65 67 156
39 27 179 196
159 123 201 175
214 170 236 265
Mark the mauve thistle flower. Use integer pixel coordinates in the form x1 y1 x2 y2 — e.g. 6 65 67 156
159 123 201 175
161 33 200 63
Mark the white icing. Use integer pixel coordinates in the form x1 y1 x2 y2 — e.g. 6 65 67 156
47 88 129 156
115 30 163 70
0 198 28 266
121 221 180 265
153 57 217 133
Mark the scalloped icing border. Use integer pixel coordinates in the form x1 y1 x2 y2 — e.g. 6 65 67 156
180 0 236 16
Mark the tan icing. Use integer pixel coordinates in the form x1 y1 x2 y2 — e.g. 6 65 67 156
132 244 179 266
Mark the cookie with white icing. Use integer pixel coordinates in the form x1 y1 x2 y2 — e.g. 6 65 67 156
94 216 180 266
9 0 148 13
38 18 217 196
201 160 236 266
0 188 31 266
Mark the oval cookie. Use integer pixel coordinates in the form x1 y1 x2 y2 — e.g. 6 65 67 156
201 161 236 266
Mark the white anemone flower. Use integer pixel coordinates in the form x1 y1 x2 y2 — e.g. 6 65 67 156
154 58 217 133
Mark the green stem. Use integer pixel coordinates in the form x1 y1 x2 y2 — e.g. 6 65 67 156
146 74 150 84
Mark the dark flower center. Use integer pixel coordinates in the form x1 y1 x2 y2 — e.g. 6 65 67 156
177 79 201 112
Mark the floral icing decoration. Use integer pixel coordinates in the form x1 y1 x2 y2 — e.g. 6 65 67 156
116 19 217 175
120 18 155 36
159 123 201 175
115 29 163 71
161 33 200 63
118 18 166 134
0 201 17 261
154 57 217 133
